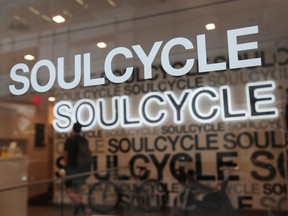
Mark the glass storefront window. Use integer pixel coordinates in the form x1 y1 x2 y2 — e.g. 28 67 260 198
0 0 287 215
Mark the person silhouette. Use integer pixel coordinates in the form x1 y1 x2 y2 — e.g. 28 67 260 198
63 122 89 215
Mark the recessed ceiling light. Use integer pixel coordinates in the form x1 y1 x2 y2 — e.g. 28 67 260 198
48 97 56 102
97 42 107 48
24 54 35 60
206 23 216 30
52 15 65 23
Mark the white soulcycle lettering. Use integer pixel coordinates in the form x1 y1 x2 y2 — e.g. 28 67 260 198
9 25 261 95
52 81 278 132
58 55 82 89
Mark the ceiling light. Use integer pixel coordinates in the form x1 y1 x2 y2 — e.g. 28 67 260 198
97 42 107 48
28 7 40 16
63 10 73 18
206 23 216 30
48 97 56 102
13 15 21 21
107 0 116 7
24 54 35 60
14 15 27 23
52 15 65 23
75 0 88 9
75 0 84 5
42 14 52 22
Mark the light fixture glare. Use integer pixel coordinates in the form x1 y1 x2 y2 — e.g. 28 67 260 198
24 54 35 60
107 0 116 7
52 15 65 23
48 97 56 102
97 42 107 48
206 23 216 30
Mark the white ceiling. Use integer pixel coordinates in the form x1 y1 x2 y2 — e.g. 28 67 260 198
0 0 180 36
0 0 241 73
0 0 287 102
